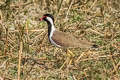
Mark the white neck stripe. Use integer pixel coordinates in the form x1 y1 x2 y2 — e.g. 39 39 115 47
46 17 55 31
46 17 61 47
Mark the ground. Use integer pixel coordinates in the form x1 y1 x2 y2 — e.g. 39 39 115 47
0 0 120 80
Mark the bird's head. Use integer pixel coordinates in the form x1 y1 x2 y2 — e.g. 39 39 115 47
40 14 54 23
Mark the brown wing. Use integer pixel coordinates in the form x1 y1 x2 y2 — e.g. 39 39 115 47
52 30 94 48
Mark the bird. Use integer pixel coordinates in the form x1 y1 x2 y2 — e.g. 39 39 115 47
39 14 98 69
40 14 98 49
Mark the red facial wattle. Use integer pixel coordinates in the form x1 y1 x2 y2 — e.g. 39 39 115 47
40 16 46 21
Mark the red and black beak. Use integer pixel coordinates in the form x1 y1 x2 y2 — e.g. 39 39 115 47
40 16 46 21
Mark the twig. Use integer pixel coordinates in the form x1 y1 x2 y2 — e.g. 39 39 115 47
24 62 35 80
18 41 23 80
55 0 64 23
65 0 74 20
9 29 45 32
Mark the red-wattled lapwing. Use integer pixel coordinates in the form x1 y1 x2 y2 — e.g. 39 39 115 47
40 14 98 69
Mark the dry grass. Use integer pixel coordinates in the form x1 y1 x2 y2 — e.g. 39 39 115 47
0 0 120 80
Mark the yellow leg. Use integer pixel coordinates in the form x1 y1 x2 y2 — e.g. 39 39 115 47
59 56 70 70
67 58 73 68
60 49 74 70
75 52 84 63
67 49 75 57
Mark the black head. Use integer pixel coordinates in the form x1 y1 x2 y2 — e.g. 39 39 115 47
40 14 54 22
